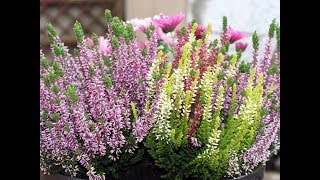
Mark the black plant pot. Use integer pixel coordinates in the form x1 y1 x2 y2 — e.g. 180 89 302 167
41 162 264 180
226 165 265 180
40 155 163 180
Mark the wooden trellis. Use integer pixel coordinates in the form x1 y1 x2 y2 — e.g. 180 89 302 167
40 0 124 47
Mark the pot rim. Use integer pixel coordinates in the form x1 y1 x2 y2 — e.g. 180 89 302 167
225 164 265 180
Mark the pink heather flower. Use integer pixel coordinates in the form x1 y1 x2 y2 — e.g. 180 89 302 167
98 37 111 56
139 41 147 49
195 24 207 40
128 18 152 33
187 22 207 40
155 27 174 46
85 37 111 56
152 13 185 33
235 41 248 51
226 26 246 43
86 37 94 46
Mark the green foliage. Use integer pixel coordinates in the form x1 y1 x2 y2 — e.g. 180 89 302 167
67 84 79 104
102 75 112 88
104 9 113 22
146 24 155 41
65 122 70 133
268 19 277 38
130 101 138 122
47 23 57 37
238 60 250 73
144 133 199 179
52 60 63 77
217 71 225 80
46 22 57 44
73 48 79 56
45 121 52 129
55 97 61 104
111 35 119 48
223 16 228 32
228 83 237 117
236 50 242 60
191 18 197 25
40 57 49 69
48 71 56 83
102 55 111 67
73 21 84 43
91 33 99 46
213 39 219 48
276 25 280 51
124 23 135 43
42 108 49 120
180 26 186 36
141 48 147 56
53 44 65 56
111 17 125 37
267 63 279 75
220 42 230 54
52 112 60 122
252 31 259 51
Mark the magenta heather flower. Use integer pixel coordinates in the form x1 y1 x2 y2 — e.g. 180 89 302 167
235 41 248 51
226 26 247 43
152 12 185 33
186 22 207 40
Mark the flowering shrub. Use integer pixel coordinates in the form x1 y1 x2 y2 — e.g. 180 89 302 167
40 8 280 180
40 10 158 179
144 17 280 179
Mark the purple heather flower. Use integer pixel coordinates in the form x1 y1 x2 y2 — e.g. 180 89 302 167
40 20 158 178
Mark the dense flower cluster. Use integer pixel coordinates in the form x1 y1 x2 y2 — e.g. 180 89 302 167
40 10 158 179
41 9 280 180
145 17 280 179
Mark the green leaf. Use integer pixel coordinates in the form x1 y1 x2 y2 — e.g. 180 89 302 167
91 33 99 45
104 9 113 22
252 31 259 51
111 17 125 37
268 19 277 38
238 60 250 73
52 60 63 77
141 48 147 57
217 71 225 80
222 16 228 32
111 35 119 48
67 84 79 104
124 23 135 43
65 122 70 133
52 113 60 122
45 121 52 129
40 57 49 70
102 75 112 88
55 97 61 104
73 20 84 43
130 101 138 122
180 26 186 36
53 44 65 56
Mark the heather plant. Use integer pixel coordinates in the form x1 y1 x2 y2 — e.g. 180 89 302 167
144 17 280 179
40 10 158 179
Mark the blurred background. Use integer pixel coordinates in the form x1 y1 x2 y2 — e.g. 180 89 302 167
40 0 279 179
